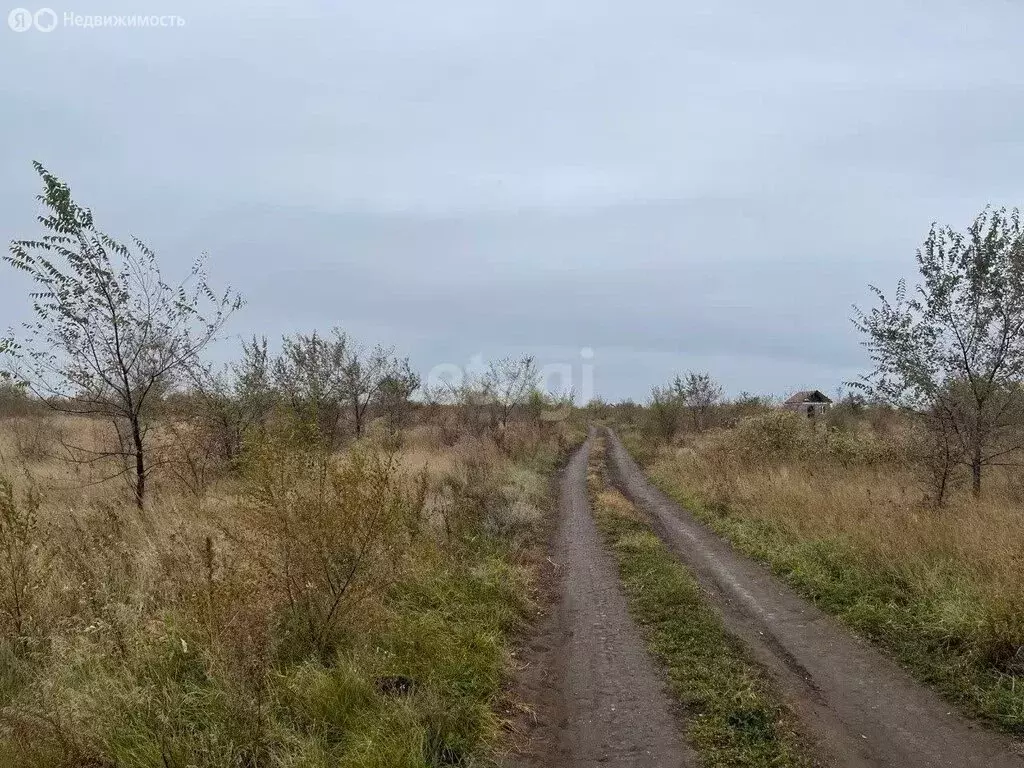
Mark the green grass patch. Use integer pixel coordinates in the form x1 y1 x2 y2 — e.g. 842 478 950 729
589 490 815 766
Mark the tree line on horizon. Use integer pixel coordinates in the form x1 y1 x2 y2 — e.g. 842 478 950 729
2 162 1023 506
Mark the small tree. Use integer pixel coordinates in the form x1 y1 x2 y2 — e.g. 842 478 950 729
524 387 549 425
189 335 277 463
273 330 350 448
424 376 493 440
585 397 610 421
372 364 421 437
2 163 242 508
232 335 277 439
273 330 416 443
854 206 1024 500
342 343 416 439
728 391 772 424
483 356 540 431
673 371 723 432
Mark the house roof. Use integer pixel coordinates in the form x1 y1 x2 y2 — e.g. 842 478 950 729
784 389 832 404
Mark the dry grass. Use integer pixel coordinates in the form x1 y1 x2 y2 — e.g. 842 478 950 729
641 412 1024 732
670 454 1024 615
0 412 569 767
0 413 217 510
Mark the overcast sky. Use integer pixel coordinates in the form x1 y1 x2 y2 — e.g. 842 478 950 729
2 0 1022 400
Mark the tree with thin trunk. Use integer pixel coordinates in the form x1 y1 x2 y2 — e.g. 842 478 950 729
273 330 350 449
853 206 1024 500
190 335 276 462
342 343 416 439
272 331 416 443
672 371 723 432
373 364 421 437
484 356 540 431
1 163 242 508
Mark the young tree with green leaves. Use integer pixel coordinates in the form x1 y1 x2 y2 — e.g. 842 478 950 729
1 163 242 508
854 206 1024 500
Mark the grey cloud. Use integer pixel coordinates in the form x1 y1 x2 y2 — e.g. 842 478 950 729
1 0 1022 399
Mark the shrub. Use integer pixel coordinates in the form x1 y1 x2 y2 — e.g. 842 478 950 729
730 411 811 459
240 432 426 661
717 411 903 469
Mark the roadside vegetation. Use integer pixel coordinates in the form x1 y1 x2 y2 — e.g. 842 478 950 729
0 411 573 767
0 166 583 767
605 206 1024 735
632 409 1024 734
586 433 817 768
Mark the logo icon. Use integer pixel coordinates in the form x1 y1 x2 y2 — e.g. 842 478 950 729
33 7 56 31
7 7 57 31
8 7 33 31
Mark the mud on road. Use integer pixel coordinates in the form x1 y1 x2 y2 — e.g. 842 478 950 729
506 433 695 768
604 427 1024 768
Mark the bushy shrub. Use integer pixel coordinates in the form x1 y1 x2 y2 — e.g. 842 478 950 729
716 411 904 468
240 432 426 661
729 411 812 459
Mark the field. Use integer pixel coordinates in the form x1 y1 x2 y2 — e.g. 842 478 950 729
2 390 1022 767
0 409 578 767
621 409 1024 733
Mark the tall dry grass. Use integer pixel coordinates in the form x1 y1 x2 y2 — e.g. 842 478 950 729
0 412 568 767
644 410 1024 733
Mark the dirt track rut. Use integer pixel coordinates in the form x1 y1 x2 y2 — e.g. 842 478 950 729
510 432 694 767
604 427 1024 768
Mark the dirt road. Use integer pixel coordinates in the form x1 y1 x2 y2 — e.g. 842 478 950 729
604 427 1024 768
509 433 694 767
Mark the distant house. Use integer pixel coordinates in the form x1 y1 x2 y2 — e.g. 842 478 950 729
783 390 832 418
